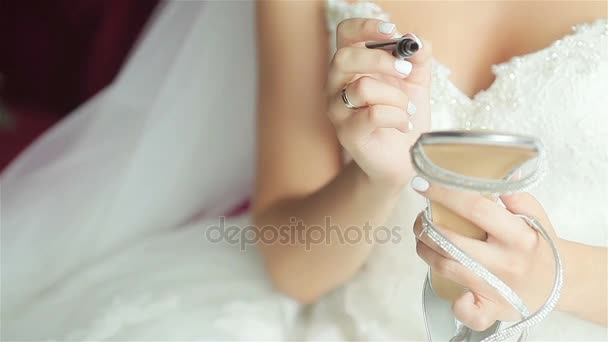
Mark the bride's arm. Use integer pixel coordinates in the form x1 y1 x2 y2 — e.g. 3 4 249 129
558 240 607 325
253 2 430 303
253 1 397 304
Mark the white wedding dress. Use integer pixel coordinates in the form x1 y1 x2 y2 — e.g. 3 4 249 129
1 0 606 340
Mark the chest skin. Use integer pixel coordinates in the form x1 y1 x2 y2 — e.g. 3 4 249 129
373 0 606 98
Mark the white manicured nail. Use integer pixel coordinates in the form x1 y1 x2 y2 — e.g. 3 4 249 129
408 121 414 131
411 176 429 192
378 22 396 34
394 60 412 76
407 102 417 115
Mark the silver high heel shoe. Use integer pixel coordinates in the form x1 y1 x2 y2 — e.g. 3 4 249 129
410 131 564 342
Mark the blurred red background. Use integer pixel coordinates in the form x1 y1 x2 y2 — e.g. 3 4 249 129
0 0 160 171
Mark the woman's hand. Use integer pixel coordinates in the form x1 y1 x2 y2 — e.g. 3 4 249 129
411 177 559 331
327 19 432 188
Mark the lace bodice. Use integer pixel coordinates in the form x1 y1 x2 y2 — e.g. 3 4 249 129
311 1 608 340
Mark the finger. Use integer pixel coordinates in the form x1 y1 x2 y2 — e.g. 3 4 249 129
411 177 530 246
416 241 509 320
499 192 550 250
336 105 411 144
336 18 397 49
328 47 414 94
397 36 433 89
500 192 551 224
415 242 486 291
328 76 412 121
452 291 501 331
412 212 499 268
355 32 432 88
400 34 431 65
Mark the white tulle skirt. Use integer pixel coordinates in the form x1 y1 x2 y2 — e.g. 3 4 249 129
1 2 300 340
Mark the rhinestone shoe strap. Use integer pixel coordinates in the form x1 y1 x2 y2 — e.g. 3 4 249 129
421 210 531 318
413 135 563 342
482 215 563 342
421 211 563 341
411 142 546 194
422 212 563 342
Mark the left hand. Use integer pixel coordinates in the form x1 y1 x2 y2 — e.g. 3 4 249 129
411 176 560 331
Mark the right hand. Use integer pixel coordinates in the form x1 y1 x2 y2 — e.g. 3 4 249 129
326 19 433 187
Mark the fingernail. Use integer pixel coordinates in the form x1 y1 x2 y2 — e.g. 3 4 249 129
407 121 414 131
378 22 396 34
394 60 412 76
407 102 417 115
411 176 429 192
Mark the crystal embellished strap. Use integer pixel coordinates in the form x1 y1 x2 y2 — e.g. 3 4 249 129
422 211 563 342
421 211 530 319
481 215 563 342
412 132 562 342
410 136 546 194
